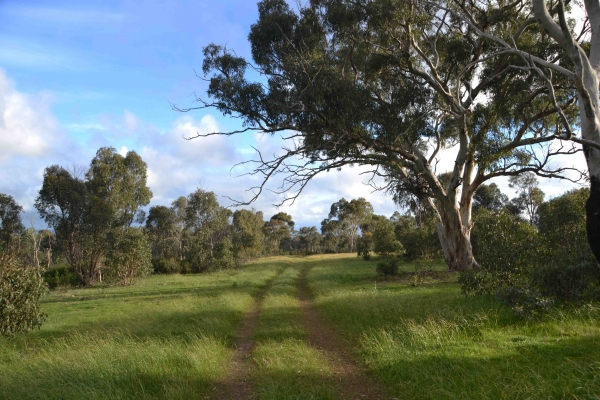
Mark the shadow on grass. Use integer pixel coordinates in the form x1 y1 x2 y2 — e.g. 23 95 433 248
0 360 224 400
368 335 600 399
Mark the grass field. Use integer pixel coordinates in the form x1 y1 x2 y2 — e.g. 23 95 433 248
1 254 599 399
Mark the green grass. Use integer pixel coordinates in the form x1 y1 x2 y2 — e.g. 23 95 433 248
251 262 336 400
0 262 282 400
308 254 600 399
1 254 599 399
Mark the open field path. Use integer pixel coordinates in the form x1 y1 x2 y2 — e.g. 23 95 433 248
297 263 391 400
212 266 288 400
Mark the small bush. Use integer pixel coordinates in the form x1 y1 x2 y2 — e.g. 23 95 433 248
0 254 48 336
152 258 183 274
43 265 79 289
497 286 554 318
356 232 373 260
458 269 498 295
530 261 600 301
377 258 400 277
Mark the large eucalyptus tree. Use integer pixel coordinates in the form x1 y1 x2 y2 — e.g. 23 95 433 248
182 0 579 270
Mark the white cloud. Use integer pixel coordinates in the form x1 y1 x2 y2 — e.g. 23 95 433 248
0 70 58 163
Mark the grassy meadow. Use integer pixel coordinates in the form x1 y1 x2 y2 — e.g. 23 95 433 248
1 254 599 399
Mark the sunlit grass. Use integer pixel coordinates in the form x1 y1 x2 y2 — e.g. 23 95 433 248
252 264 336 400
2 254 599 399
307 254 600 399
0 263 282 399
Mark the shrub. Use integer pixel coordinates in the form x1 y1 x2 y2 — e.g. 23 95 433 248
356 232 373 260
530 262 599 301
497 286 554 318
373 219 404 257
105 228 153 285
152 258 183 274
395 218 440 261
43 265 80 288
0 254 48 336
376 258 400 277
464 209 538 294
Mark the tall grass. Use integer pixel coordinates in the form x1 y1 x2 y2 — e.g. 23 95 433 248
307 254 600 399
0 263 281 399
2 254 599 399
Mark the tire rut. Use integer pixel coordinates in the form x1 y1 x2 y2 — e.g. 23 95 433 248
211 266 288 400
297 263 390 400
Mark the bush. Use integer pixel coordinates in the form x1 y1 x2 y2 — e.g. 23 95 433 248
497 286 554 318
395 217 441 261
464 209 538 294
376 258 400 277
530 262 600 301
458 269 498 296
43 265 80 289
0 254 48 336
152 258 183 274
356 232 373 260
105 228 153 285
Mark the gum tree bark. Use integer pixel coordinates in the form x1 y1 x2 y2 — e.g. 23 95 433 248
531 0 600 261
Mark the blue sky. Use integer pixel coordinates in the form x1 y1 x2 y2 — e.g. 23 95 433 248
0 0 586 229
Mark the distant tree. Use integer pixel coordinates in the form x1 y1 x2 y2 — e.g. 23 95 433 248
297 226 322 253
373 218 404 258
105 228 152 285
322 198 373 252
36 148 153 285
509 173 545 225
473 183 509 212
263 213 293 254
0 194 24 253
171 196 188 261
320 218 344 253
146 205 177 260
185 189 232 271
270 212 295 230
35 166 91 283
233 209 265 261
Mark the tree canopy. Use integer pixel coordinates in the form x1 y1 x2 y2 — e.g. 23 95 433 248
183 0 581 270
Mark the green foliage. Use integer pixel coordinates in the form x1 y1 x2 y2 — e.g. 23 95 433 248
36 148 153 286
376 258 400 277
356 232 373 260
321 198 374 253
105 228 153 285
0 254 47 336
473 183 508 212
232 209 265 262
0 194 24 253
297 226 322 254
43 265 80 289
373 218 404 258
184 189 234 272
465 209 538 295
466 189 600 306
152 258 183 274
497 286 554 318
394 215 440 261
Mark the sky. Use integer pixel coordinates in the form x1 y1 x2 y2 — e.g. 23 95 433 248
0 0 588 229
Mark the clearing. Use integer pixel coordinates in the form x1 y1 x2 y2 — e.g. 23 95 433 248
1 254 599 399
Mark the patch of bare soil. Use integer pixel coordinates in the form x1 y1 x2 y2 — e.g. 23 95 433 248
297 264 391 400
210 268 286 400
